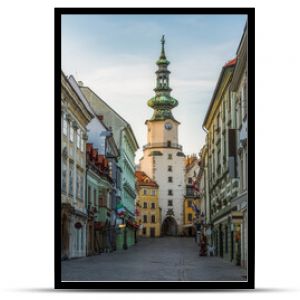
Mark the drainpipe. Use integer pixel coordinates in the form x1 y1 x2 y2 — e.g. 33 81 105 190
85 161 89 256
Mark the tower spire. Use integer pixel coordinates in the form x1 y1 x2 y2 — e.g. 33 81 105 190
147 36 179 122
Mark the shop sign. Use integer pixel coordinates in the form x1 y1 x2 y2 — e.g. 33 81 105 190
231 211 243 224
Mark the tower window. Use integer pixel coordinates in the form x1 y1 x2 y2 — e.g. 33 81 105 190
168 154 172 160
168 165 172 172
168 200 173 206
168 189 173 196
168 177 173 183
167 141 171 147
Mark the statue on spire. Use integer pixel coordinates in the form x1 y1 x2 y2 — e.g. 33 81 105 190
160 35 166 58
161 34 165 46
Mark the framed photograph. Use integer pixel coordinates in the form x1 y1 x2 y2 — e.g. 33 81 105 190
55 7 254 289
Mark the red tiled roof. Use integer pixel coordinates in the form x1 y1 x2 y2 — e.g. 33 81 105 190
224 57 237 67
135 171 158 188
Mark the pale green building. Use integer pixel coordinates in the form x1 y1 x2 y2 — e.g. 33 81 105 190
80 83 139 250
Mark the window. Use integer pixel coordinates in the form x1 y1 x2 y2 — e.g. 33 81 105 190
61 161 67 192
188 213 193 222
93 189 97 207
151 203 155 209
143 202 147 209
168 176 173 183
80 133 84 152
168 165 172 172
142 228 146 235
69 163 74 195
63 114 68 136
70 126 74 143
143 215 147 223
241 81 247 119
77 129 81 149
143 189 147 195
188 200 192 208
188 177 193 184
222 101 226 121
168 154 172 160
151 215 156 223
167 140 171 147
76 172 80 198
80 175 83 200
217 150 221 166
168 200 173 206
168 189 173 196
88 186 91 205
186 186 193 196
151 189 155 196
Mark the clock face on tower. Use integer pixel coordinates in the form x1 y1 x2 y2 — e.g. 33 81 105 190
165 122 172 130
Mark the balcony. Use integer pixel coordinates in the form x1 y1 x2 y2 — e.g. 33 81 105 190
143 142 182 151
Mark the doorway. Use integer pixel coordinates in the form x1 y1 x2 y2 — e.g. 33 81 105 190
150 227 155 237
162 217 177 236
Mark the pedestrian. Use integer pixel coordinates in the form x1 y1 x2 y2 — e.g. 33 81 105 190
208 244 214 256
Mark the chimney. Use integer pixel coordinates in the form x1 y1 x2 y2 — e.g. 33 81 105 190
78 81 84 87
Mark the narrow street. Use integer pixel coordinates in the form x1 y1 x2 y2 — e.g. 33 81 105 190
62 237 247 281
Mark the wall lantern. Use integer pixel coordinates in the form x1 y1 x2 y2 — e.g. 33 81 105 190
75 222 82 229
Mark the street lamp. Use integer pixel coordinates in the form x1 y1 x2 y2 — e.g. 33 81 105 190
122 219 128 250
199 211 207 256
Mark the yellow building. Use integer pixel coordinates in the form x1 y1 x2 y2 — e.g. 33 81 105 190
183 155 201 236
135 171 161 237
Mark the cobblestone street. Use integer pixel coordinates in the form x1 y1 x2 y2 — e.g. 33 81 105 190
62 237 247 281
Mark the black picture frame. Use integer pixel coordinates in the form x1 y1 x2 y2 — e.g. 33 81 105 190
55 7 255 290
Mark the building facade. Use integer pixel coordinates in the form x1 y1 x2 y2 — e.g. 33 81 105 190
61 71 94 259
86 143 115 253
202 58 238 263
140 36 185 236
230 23 248 268
135 171 161 237
80 84 139 250
201 23 248 267
183 155 201 236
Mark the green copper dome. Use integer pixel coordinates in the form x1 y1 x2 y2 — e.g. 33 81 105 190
147 35 179 122
147 95 178 109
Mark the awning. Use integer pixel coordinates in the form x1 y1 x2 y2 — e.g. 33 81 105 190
183 224 194 228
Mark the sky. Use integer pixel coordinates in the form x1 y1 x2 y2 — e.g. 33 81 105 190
61 14 247 163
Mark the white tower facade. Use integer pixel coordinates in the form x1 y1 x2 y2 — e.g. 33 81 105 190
140 36 185 235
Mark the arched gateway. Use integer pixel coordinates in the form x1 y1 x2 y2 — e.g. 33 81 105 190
162 217 177 236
